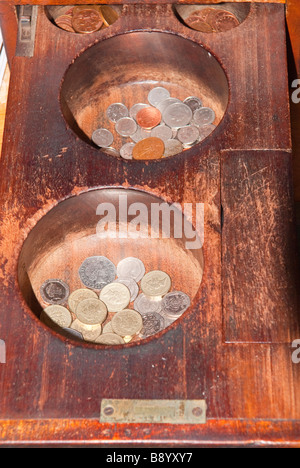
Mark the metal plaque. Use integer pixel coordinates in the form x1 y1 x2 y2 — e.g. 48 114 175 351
16 6 38 57
100 399 207 424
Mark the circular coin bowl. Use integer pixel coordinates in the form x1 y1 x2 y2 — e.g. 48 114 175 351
60 32 229 158
18 189 204 347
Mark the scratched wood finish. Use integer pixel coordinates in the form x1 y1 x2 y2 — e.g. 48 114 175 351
0 4 299 446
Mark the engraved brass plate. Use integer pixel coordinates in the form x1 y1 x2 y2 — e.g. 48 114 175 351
100 399 207 424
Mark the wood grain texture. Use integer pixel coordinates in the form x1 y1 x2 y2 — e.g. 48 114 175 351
0 0 287 5
0 3 17 67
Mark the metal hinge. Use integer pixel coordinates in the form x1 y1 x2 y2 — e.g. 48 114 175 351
16 5 38 57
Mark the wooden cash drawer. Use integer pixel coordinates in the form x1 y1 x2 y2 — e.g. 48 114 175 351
0 1 299 447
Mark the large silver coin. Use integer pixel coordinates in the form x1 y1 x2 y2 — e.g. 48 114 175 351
198 124 216 141
151 124 173 142
106 103 128 123
115 117 137 137
131 126 151 143
163 102 192 129
157 97 182 114
183 96 203 112
177 125 200 146
92 128 114 148
129 103 148 120
114 277 139 302
163 139 183 157
79 256 116 290
134 293 162 315
193 107 216 126
148 87 170 107
40 279 70 305
120 142 135 160
139 311 165 338
117 257 145 282
160 290 191 320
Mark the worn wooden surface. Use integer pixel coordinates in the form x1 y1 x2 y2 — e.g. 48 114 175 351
0 4 299 446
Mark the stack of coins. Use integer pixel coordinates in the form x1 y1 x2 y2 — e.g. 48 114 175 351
182 7 240 33
92 86 217 159
53 5 120 34
40 256 191 345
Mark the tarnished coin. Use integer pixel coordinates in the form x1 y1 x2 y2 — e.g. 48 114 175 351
95 332 125 345
71 319 102 342
68 288 98 314
40 279 70 305
111 309 143 337
132 137 164 160
106 103 128 123
157 97 182 114
129 103 149 120
183 96 203 112
56 14 75 32
120 142 135 160
75 298 107 325
177 125 200 146
136 107 162 130
102 147 120 157
72 6 103 34
102 321 113 334
134 293 162 314
163 102 192 129
99 5 119 27
193 107 216 126
148 87 170 107
131 126 151 143
198 124 216 141
139 312 165 338
79 256 116 290
151 124 173 142
100 282 131 312
61 327 84 341
116 257 146 282
140 270 172 298
114 277 139 302
43 305 72 328
209 9 240 32
115 117 137 137
163 139 183 157
92 128 114 148
161 291 191 319
185 12 214 33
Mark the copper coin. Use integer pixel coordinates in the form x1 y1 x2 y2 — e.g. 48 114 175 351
185 8 215 32
72 7 103 34
132 137 164 160
99 5 119 27
55 14 75 33
209 10 240 32
136 107 162 130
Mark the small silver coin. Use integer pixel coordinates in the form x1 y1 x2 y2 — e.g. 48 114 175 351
148 87 170 107
115 117 137 137
163 139 183 157
139 311 166 338
117 257 146 282
198 124 216 141
120 142 135 160
157 97 181 114
129 103 149 120
92 128 114 148
114 277 139 302
177 125 200 146
163 102 193 129
40 279 70 305
160 290 191 320
134 293 162 315
102 147 120 157
151 124 173 142
106 103 129 123
131 126 151 143
183 96 203 112
193 107 216 126
79 256 116 290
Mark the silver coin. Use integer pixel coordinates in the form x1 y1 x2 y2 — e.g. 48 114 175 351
163 139 183 157
92 128 114 148
129 103 148 120
157 97 181 114
115 117 137 137
102 147 120 157
160 291 191 320
139 311 166 338
117 257 145 282
148 87 170 107
177 125 200 145
131 126 151 143
114 277 139 302
151 124 173 142
40 279 70 305
198 124 216 141
120 142 135 160
61 327 84 341
162 102 192 129
134 293 162 315
183 96 203 112
79 256 116 290
106 103 128 123
193 107 216 126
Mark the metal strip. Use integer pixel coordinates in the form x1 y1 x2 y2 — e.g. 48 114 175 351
16 5 38 58
100 399 207 424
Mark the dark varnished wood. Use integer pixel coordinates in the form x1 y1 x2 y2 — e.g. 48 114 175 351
0 3 299 446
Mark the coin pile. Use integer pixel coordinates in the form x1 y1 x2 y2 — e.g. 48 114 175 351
54 5 119 34
92 86 217 159
182 7 240 33
40 256 191 345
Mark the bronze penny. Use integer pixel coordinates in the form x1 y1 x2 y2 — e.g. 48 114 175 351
209 10 240 32
132 137 164 160
185 8 216 32
99 5 119 28
136 107 162 130
72 7 103 34
55 14 75 33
